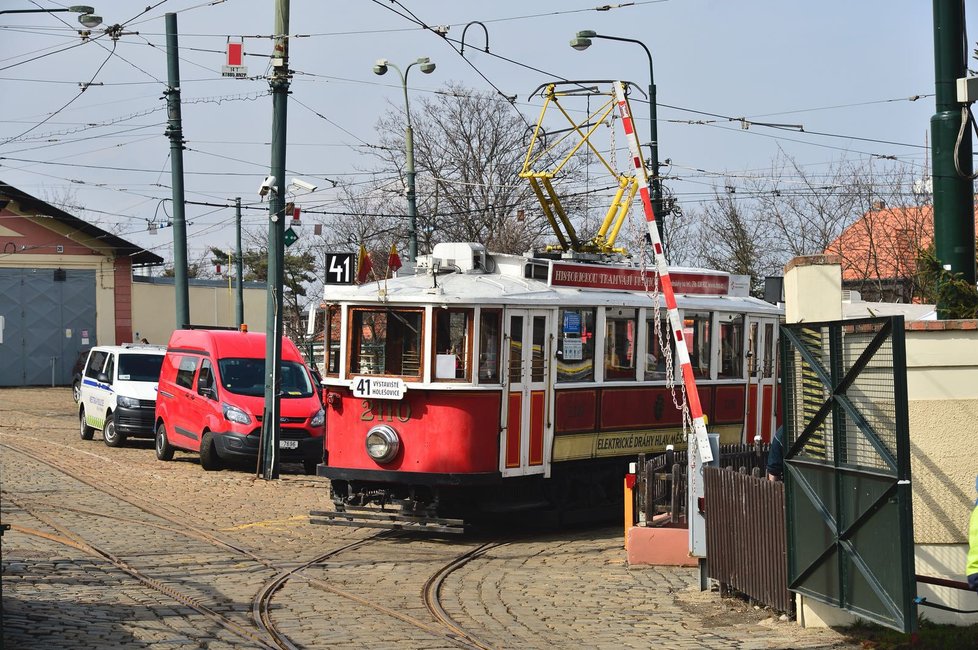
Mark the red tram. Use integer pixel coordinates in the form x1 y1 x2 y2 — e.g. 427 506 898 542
316 242 781 526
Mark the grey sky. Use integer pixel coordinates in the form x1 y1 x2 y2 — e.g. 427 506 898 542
1 0 973 267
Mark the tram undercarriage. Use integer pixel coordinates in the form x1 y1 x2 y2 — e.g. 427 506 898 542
313 458 629 533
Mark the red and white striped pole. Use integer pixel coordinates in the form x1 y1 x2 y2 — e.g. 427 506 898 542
612 81 713 464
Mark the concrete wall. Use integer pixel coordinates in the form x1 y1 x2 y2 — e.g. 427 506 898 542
906 321 978 624
786 256 978 626
131 277 267 345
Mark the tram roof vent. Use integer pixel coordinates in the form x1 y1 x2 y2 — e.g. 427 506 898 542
425 243 488 273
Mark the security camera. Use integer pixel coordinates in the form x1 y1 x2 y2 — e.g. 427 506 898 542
290 178 317 192
259 175 277 197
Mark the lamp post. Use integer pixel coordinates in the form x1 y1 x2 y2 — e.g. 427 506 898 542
570 30 665 249
373 57 436 262
0 5 102 28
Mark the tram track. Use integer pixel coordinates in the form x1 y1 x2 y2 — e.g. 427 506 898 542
6 498 282 650
2 435 508 649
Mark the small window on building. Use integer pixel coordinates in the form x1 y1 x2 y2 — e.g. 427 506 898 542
325 305 341 376
478 310 501 383
684 312 711 379
175 356 199 390
434 308 472 380
718 314 744 379
349 308 423 378
644 316 674 381
604 307 637 381
557 307 596 383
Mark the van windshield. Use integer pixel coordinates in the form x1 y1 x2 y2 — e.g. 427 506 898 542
218 358 313 398
118 354 165 382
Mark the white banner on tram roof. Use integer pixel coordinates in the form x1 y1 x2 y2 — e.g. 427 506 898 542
350 376 407 400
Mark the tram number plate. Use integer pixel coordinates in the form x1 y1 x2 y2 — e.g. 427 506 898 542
279 439 298 450
351 376 406 400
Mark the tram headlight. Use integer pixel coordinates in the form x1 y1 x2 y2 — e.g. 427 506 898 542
365 425 400 464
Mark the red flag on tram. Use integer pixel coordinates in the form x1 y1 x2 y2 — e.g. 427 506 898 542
356 244 372 284
388 243 402 274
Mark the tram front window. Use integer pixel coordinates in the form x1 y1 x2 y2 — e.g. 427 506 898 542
604 307 637 381
718 314 744 379
557 308 595 383
326 305 341 376
435 308 471 380
350 308 423 377
479 310 501 383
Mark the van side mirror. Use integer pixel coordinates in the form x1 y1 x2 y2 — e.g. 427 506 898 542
96 372 110 383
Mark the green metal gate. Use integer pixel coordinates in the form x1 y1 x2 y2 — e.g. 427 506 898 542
780 316 916 633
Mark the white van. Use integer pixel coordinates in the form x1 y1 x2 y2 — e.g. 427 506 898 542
78 344 166 447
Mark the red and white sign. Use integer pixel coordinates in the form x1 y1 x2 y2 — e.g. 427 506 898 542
549 262 729 295
222 41 247 78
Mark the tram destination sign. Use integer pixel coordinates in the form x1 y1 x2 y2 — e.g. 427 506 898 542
549 262 730 295
351 376 406 400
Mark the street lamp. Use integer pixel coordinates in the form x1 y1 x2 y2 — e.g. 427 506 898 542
373 56 436 262
0 5 102 28
570 30 665 250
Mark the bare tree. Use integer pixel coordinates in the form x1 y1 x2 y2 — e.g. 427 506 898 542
372 82 583 254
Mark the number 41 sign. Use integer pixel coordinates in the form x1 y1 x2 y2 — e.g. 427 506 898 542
324 252 355 285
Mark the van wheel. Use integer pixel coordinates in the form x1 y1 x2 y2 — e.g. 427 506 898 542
103 413 126 448
303 457 319 476
79 408 95 441
199 432 221 471
155 422 174 461
71 380 81 403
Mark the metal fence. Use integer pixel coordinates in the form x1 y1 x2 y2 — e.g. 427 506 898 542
704 466 792 614
634 442 771 525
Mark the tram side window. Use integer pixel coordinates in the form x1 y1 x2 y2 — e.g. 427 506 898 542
684 311 711 379
478 310 501 383
434 308 472 380
349 308 423 378
325 305 341 376
557 308 595 383
644 317 674 381
718 314 744 379
604 307 637 381
763 322 775 378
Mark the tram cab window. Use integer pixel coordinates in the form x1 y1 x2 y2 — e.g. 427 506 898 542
349 308 423 378
684 311 711 379
557 308 595 383
644 316 674 381
325 305 341 376
478 310 501 383
434 308 472 380
763 322 775 378
718 314 744 379
604 307 637 381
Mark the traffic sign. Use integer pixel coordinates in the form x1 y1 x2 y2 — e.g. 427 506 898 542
283 227 299 248
324 252 355 284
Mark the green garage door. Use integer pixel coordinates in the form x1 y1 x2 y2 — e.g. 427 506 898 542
0 267 96 386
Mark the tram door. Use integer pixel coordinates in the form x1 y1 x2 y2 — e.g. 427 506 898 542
501 309 551 477
747 316 779 441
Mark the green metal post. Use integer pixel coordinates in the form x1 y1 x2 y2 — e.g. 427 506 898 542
262 0 290 480
931 0 976 316
405 122 417 262
235 197 244 328
164 12 189 328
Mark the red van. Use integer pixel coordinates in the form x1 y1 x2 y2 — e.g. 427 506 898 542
154 328 325 474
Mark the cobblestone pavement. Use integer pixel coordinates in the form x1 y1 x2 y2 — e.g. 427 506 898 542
1 388 858 649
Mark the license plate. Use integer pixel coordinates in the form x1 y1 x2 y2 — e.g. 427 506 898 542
279 439 298 450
